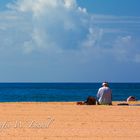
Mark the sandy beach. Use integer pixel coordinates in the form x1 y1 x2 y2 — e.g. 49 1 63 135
0 102 140 140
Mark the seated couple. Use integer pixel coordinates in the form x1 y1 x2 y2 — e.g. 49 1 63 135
77 82 112 105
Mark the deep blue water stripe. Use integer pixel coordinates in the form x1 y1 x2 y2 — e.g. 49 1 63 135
0 83 139 102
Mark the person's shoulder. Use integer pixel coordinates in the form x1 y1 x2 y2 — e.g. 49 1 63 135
102 86 111 91
105 87 111 90
98 87 104 91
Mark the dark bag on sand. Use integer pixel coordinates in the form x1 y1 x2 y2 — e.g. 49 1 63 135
85 96 96 105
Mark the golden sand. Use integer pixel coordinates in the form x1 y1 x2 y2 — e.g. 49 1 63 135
0 102 140 140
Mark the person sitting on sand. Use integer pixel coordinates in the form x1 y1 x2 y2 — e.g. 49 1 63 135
97 82 112 105
77 96 96 105
84 96 96 105
127 96 136 102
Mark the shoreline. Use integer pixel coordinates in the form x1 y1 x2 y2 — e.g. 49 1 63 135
0 101 139 104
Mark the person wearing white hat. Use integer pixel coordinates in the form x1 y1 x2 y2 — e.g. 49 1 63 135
97 82 112 105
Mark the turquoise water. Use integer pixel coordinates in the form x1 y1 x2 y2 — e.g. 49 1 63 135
0 83 139 102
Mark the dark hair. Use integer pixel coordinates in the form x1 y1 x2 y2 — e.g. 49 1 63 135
85 96 96 105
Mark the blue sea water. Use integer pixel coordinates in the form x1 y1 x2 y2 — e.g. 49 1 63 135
0 83 140 102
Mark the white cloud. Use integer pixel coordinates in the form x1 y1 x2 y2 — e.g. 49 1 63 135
5 0 91 54
81 28 103 48
92 14 140 24
111 35 140 63
0 0 140 64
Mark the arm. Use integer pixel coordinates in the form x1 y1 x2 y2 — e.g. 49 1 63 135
97 89 101 100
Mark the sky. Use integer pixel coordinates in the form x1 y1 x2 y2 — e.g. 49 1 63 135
0 0 140 83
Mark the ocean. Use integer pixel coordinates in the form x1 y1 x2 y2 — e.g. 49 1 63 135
0 83 140 102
